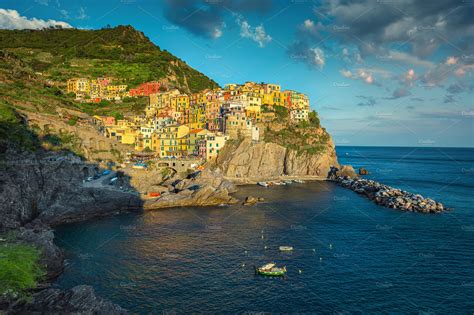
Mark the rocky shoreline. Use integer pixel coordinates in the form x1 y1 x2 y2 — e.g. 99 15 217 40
332 176 446 213
1 151 447 313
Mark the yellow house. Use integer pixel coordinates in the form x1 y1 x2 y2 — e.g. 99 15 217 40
120 128 138 145
154 125 190 157
206 133 228 160
187 105 206 130
186 128 208 155
67 78 90 96
171 94 190 112
245 105 262 121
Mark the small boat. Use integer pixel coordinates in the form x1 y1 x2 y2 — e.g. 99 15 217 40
257 182 269 187
284 180 293 185
255 262 287 277
132 163 147 170
293 179 305 184
279 246 293 252
272 181 286 186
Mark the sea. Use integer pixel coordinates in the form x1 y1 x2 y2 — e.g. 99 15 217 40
54 146 474 313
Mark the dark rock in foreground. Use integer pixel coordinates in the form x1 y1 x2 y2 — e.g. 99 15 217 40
10 285 127 314
332 176 446 213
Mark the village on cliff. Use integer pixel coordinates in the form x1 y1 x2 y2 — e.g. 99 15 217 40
66 78 312 165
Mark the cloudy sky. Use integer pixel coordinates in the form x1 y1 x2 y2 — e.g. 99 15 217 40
1 0 473 147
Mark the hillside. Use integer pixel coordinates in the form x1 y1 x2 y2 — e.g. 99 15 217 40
0 25 218 93
0 25 218 157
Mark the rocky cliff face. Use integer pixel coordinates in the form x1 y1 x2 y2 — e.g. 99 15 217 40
215 136 339 183
0 151 143 231
9 285 128 314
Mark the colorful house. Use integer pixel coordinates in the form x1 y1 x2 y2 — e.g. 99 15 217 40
154 125 190 158
186 128 208 155
129 81 161 97
206 133 228 160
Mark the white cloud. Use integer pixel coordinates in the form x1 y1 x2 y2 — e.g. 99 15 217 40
212 27 223 39
310 47 325 68
406 69 415 80
60 9 69 19
340 67 382 85
303 19 314 30
236 16 271 48
340 69 352 78
388 50 434 68
76 7 88 20
445 56 458 65
0 8 72 29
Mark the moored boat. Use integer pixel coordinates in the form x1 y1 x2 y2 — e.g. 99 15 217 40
279 246 293 251
255 262 287 277
293 179 305 183
257 182 269 187
284 180 293 185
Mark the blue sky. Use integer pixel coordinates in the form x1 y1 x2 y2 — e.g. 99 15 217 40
1 0 473 147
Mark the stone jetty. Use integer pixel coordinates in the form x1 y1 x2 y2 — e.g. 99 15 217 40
333 176 446 213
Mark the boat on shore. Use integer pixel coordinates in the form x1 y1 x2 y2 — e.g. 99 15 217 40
279 246 293 252
272 181 286 186
255 262 287 277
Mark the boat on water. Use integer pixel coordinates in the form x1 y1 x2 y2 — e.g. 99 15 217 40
255 262 287 277
293 179 305 183
279 246 294 251
272 181 286 186
284 180 293 185
257 182 269 187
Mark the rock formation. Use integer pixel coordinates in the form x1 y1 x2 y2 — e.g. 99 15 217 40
332 176 446 213
215 138 339 183
10 285 128 314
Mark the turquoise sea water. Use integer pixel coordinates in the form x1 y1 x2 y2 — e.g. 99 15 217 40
54 146 474 313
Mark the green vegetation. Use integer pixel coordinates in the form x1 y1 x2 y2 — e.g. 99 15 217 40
67 116 78 126
273 105 288 122
0 100 39 154
0 25 218 93
0 241 46 300
308 110 320 128
264 110 329 156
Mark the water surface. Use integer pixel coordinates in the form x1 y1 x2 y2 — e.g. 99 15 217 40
55 146 474 313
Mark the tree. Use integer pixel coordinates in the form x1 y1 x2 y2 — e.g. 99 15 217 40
308 110 320 128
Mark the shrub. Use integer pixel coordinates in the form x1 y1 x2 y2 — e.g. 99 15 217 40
0 243 46 300
308 110 320 128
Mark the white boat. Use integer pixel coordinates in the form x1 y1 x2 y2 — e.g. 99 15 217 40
273 181 286 186
279 246 294 251
284 180 293 185
260 262 276 270
257 182 269 187
293 179 305 184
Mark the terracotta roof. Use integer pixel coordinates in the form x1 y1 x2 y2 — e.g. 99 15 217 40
189 128 204 134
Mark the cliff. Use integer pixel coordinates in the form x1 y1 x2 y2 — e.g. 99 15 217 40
215 123 339 183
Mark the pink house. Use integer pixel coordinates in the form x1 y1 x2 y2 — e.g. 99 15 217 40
103 116 116 125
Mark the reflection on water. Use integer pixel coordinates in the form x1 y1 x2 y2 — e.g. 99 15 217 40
55 147 474 313
55 180 474 313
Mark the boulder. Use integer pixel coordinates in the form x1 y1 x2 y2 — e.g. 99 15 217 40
243 196 258 206
337 165 358 179
359 167 369 175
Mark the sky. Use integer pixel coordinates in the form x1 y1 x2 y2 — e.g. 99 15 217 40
1 0 473 147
